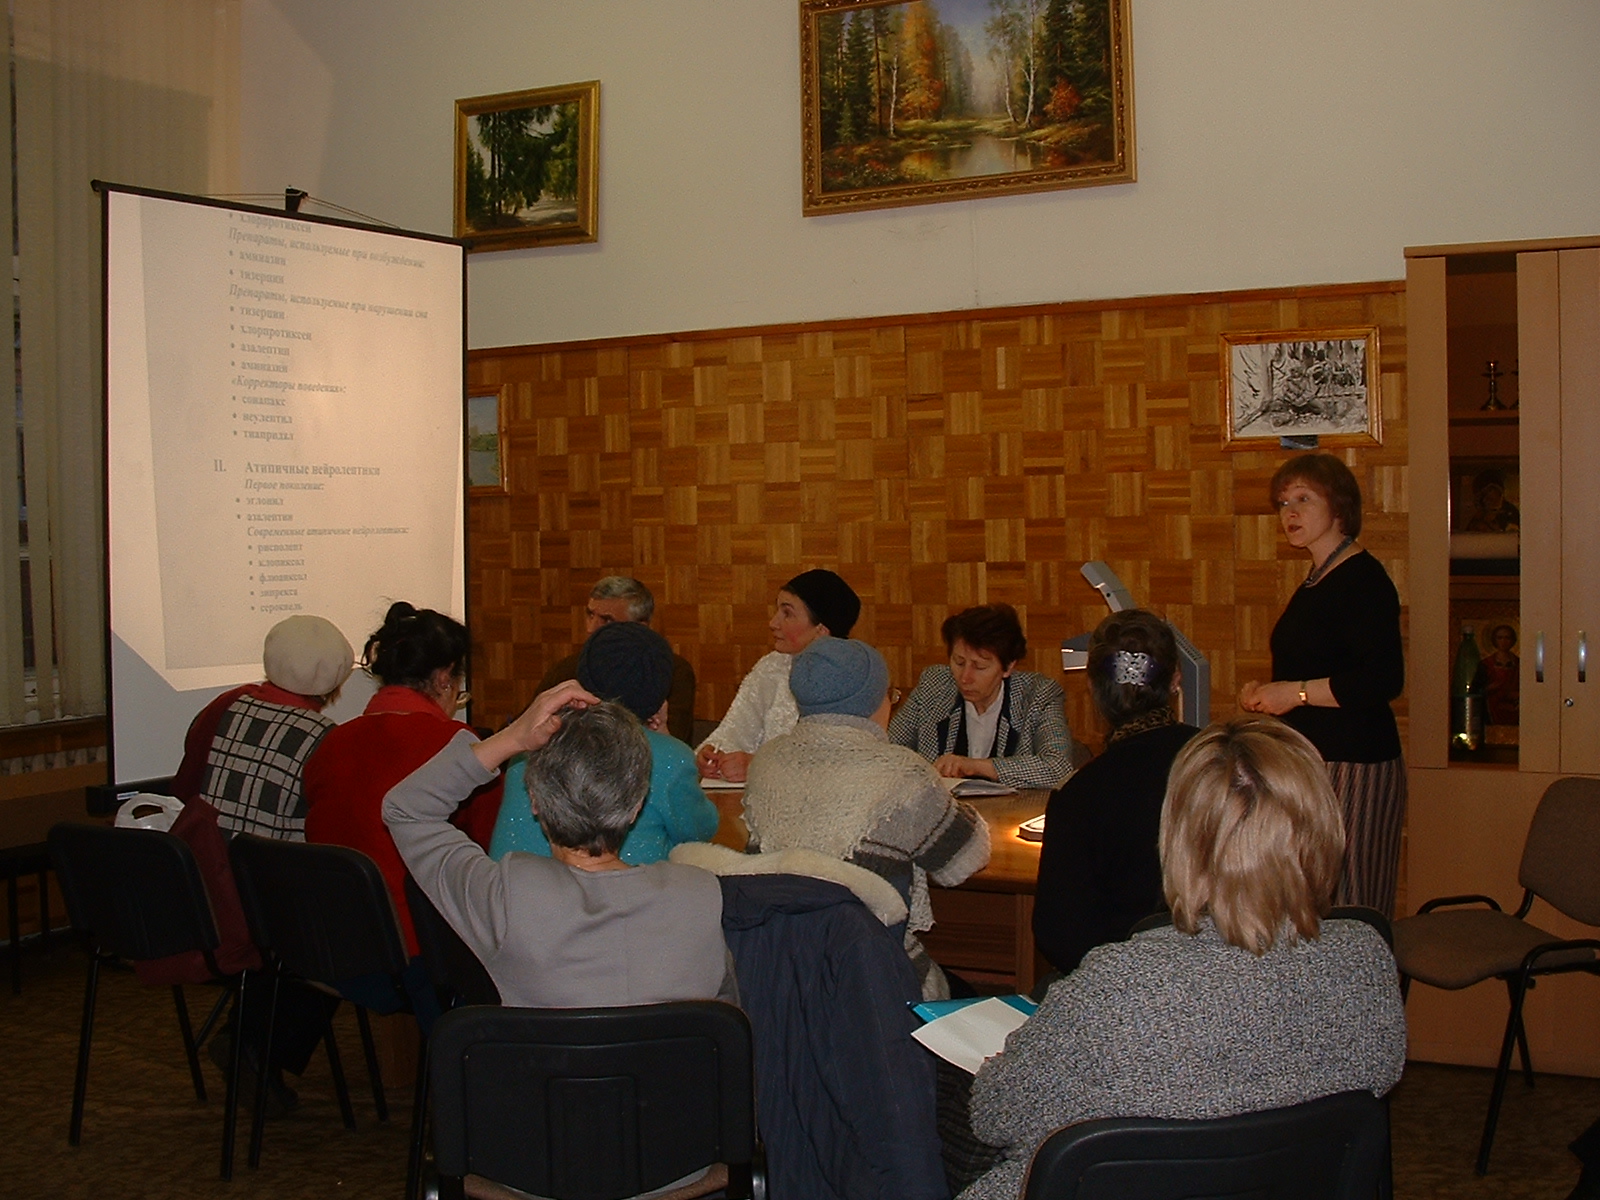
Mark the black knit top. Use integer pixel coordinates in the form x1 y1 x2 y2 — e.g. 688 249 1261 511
1270 550 1404 763
1032 721 1201 975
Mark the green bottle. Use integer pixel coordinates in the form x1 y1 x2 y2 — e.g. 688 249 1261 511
1451 625 1483 750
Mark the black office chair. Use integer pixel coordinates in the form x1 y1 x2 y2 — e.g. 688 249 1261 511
401 873 500 1195
1020 1089 1390 1200
47 822 233 1146
403 873 500 1009
2 840 53 994
228 835 414 1180
428 1002 764 1200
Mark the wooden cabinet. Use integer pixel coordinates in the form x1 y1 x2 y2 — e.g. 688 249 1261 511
1406 236 1600 1074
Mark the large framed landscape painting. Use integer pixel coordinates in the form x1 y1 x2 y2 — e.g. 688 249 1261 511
1221 328 1383 449
800 0 1134 215
454 81 599 251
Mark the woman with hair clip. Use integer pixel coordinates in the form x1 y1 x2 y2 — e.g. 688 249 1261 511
958 716 1406 1200
302 601 504 1025
1032 609 1200 975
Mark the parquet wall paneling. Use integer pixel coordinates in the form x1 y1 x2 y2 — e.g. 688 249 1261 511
468 283 1408 757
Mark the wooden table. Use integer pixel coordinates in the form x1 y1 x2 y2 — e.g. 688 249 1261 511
705 785 1049 992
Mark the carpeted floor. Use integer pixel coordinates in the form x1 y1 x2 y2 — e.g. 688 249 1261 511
2 939 1595 1198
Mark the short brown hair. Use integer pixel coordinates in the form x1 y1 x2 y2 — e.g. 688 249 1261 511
941 604 1027 666
1159 716 1344 955
1268 453 1363 539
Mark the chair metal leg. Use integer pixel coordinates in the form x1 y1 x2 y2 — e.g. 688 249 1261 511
173 985 208 1102
324 1019 358 1131
69 951 102 1145
406 1030 430 1200
1377 1094 1394 1200
248 969 283 1169
196 987 232 1049
1477 969 1535 1175
36 867 50 954
1506 978 1536 1087
221 975 247 1180
8 870 20 996
355 1005 389 1122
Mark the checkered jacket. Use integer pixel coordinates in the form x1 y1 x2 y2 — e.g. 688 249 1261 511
887 666 1074 791
204 694 334 840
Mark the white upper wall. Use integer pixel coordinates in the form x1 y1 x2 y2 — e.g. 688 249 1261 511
240 0 1600 348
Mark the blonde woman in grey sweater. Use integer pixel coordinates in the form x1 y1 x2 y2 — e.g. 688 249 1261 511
959 716 1406 1200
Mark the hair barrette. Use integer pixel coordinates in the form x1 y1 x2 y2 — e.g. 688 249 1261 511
1111 650 1155 686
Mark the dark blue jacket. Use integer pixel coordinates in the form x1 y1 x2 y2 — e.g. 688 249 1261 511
720 875 949 1200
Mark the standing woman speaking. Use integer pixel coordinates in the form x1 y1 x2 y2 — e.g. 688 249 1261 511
1238 453 1405 916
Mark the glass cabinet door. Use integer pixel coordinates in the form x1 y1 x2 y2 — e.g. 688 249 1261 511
1444 253 1520 766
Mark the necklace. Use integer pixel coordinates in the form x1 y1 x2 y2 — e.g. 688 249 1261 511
1303 535 1356 588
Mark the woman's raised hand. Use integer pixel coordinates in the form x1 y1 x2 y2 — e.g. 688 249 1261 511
474 680 601 773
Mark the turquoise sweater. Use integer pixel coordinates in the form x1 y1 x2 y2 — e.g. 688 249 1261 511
489 728 720 865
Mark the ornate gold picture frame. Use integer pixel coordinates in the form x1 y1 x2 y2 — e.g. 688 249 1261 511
800 0 1135 216
1221 327 1383 449
466 387 507 494
454 81 599 251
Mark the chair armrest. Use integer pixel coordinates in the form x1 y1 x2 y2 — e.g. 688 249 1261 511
1416 893 1502 914
1521 938 1600 974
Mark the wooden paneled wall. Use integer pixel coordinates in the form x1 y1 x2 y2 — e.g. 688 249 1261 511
467 281 1408 755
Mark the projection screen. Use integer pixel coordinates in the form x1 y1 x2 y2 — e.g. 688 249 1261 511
103 185 467 784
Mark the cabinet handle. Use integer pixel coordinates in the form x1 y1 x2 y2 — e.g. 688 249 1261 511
1536 632 1546 683
1581 631 1589 685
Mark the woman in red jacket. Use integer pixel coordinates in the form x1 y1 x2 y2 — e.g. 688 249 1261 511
303 601 504 1026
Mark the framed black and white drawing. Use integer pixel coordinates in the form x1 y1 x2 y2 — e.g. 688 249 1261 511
1220 327 1381 449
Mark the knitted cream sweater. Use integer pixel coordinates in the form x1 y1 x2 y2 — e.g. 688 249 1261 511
743 715 991 938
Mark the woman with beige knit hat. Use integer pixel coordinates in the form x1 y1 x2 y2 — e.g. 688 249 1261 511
171 613 355 840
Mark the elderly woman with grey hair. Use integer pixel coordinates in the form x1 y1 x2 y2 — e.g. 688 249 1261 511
383 680 736 1007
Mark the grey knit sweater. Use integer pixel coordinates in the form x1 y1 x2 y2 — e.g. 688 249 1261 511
958 918 1407 1200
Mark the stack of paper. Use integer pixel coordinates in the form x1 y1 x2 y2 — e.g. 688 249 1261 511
939 776 1019 798
910 995 1036 1074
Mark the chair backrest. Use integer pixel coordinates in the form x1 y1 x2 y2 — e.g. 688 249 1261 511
403 873 500 1007
229 835 408 983
1520 776 1600 926
1022 1089 1388 1200
429 1001 756 1200
47 821 220 962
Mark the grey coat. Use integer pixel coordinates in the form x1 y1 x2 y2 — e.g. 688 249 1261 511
958 919 1407 1200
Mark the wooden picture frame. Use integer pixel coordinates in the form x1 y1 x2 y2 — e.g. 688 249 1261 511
466 388 507 493
454 81 599 251
799 0 1135 216
1221 327 1382 449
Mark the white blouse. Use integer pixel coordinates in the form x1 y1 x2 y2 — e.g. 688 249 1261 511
700 650 799 754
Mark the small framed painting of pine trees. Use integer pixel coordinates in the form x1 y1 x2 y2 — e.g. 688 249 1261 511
454 81 598 251
800 0 1134 215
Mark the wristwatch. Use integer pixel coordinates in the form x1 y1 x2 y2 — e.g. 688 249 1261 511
1297 681 1309 707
